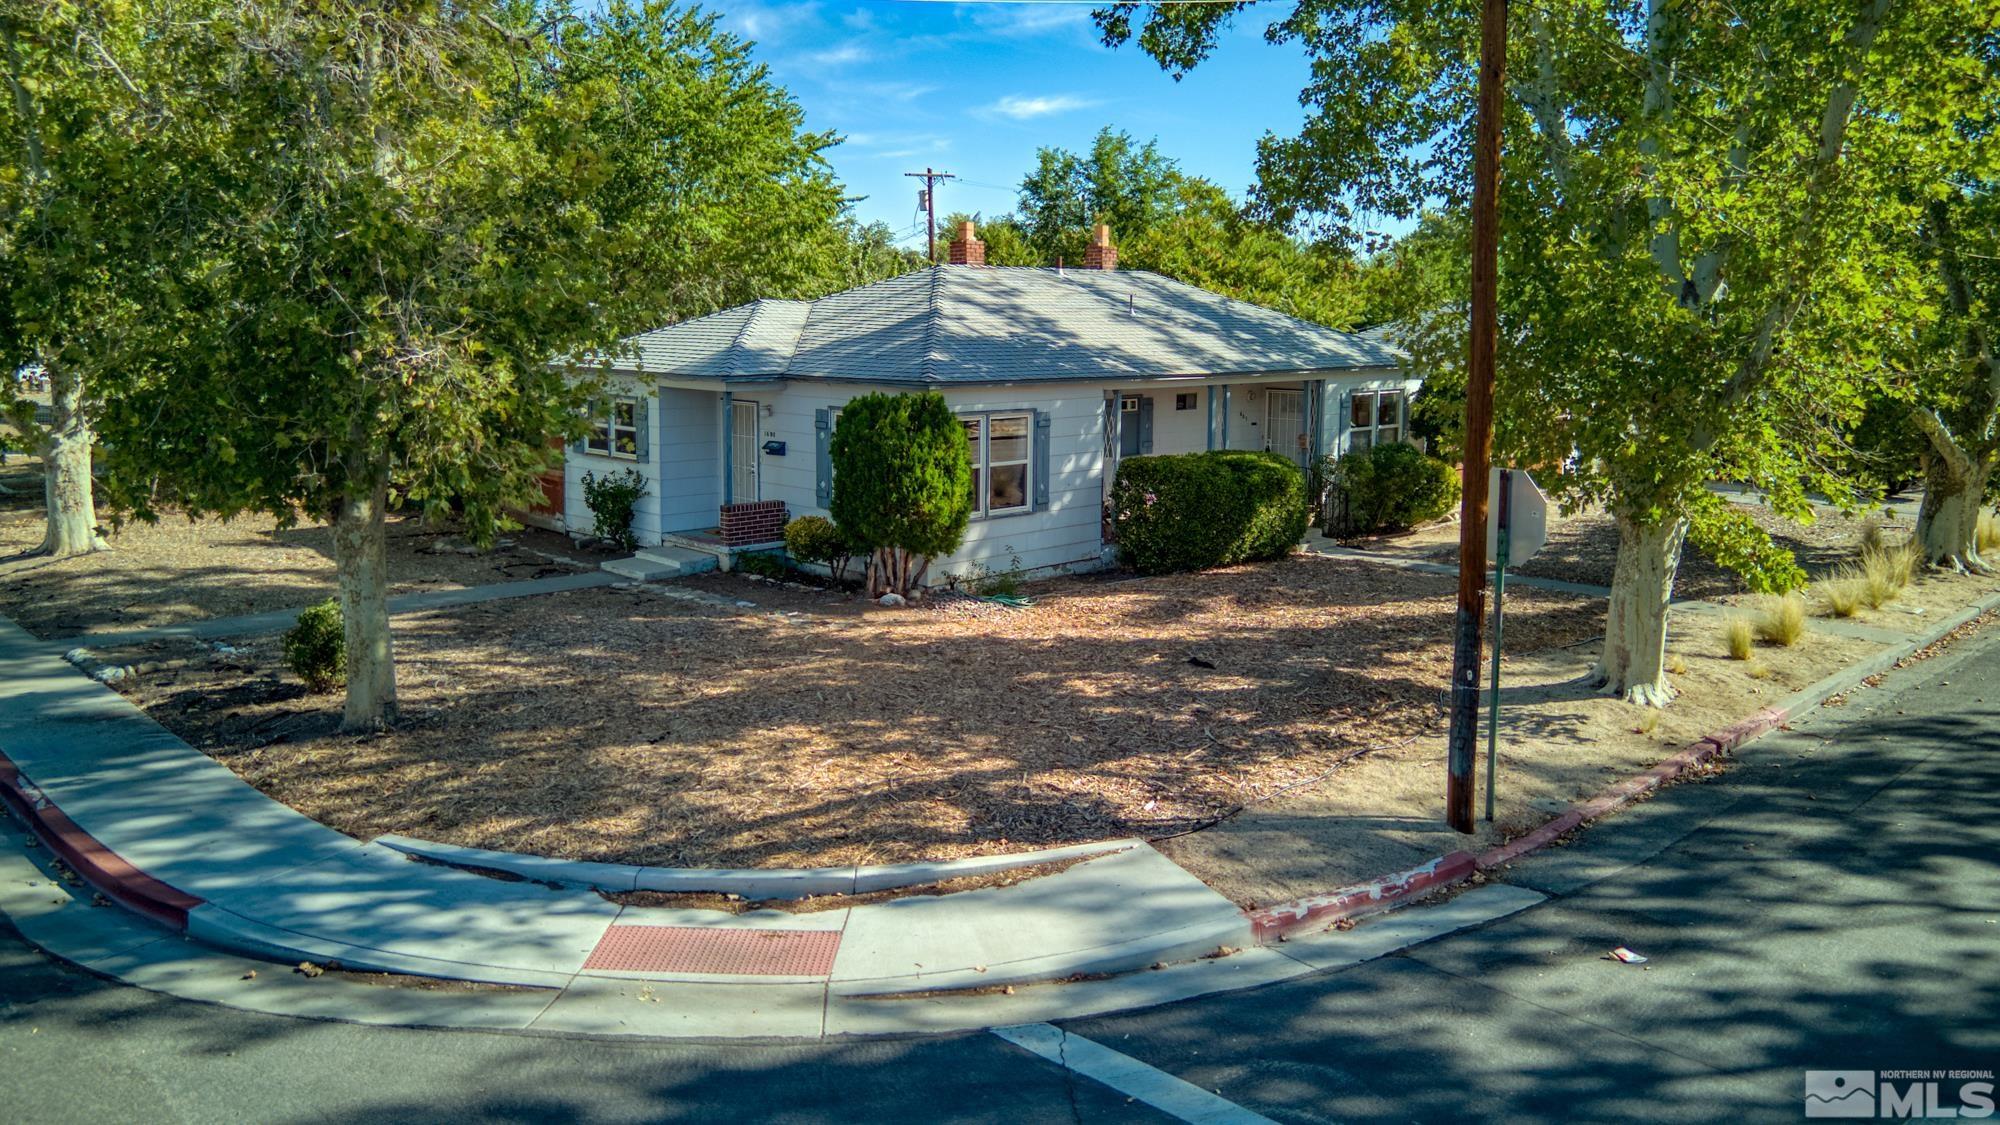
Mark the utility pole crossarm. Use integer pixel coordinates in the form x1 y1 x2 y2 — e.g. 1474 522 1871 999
904 166 957 264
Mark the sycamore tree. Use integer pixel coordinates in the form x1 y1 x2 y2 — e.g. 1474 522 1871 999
1901 106 2000 571
0 1 181 557
1104 0 1983 705
94 0 858 730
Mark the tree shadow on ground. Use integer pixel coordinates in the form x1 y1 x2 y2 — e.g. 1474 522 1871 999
106 555 1609 871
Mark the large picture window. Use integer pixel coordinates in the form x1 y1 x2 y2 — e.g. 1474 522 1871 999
963 411 1033 517
585 396 641 458
1347 389 1406 453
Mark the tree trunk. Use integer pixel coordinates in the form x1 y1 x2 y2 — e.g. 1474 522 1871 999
332 466 397 731
1592 509 1689 707
36 363 107 558
1915 449 1994 575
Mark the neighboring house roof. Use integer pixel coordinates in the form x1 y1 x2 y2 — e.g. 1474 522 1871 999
1352 322 1411 359
607 266 1403 385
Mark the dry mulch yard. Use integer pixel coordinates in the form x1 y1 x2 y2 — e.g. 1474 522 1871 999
0 489 596 639
97 555 1606 871
1346 496 1919 600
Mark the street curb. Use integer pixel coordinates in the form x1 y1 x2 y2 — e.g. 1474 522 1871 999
1247 588 2000 943
0 750 203 932
376 834 1140 898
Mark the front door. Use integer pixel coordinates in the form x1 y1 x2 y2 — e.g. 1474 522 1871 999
730 398 760 502
1266 389 1307 466
1118 395 1143 458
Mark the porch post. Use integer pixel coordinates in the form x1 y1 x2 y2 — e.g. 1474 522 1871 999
1309 379 1327 462
721 388 734 507
1206 388 1217 450
1221 384 1232 449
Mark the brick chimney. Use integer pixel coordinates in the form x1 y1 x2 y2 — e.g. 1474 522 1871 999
947 220 985 266
1083 223 1118 270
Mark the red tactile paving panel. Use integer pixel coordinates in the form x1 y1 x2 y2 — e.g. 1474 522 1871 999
583 925 841 976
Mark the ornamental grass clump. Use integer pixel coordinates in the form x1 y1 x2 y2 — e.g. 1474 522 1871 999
1817 575 1868 618
1751 593 1807 647
1722 617 1755 661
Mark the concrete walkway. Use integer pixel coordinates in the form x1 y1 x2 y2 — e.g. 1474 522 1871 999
47 570 623 649
0 612 1273 1036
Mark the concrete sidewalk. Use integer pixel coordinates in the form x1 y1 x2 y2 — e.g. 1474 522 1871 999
42 569 622 649
0 613 1255 1033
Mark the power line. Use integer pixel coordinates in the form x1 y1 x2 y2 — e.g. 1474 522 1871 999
903 166 958 262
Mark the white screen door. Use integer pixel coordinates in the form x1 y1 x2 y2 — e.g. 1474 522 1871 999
730 399 760 502
1266 389 1307 465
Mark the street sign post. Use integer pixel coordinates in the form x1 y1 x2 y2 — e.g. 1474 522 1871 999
1484 467 1548 821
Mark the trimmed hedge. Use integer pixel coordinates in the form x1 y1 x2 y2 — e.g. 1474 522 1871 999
1112 450 1310 574
1330 441 1459 534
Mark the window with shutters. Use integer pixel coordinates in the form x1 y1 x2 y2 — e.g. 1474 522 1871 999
962 411 1033 518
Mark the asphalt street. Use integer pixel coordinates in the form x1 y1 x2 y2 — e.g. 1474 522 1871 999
1 620 1995 1123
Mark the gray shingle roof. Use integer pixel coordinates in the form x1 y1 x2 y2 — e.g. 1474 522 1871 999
608 267 1401 385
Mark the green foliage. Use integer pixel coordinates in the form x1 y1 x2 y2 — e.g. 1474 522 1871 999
1329 443 1458 535
959 127 1366 329
782 515 849 577
1101 0 1985 691
827 391 972 565
1685 493 1808 595
734 550 790 580
1112 451 1309 575
580 468 648 551
283 598 346 692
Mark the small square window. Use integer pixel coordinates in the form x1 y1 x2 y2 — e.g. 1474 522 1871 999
1175 392 1198 411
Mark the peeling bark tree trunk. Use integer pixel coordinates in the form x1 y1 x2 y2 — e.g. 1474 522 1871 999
1592 509 1689 707
1915 451 1993 574
332 464 396 731
36 362 107 558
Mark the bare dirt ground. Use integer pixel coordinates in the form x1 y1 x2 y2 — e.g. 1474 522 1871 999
96 555 1608 872
0 467 598 639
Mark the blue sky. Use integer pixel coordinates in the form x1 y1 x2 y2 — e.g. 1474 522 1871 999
703 0 1321 253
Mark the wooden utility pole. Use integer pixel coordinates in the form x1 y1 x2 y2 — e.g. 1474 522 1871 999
903 167 957 263
1446 0 1508 834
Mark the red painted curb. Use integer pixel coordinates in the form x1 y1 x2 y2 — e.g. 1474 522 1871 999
0 752 202 931
1248 850 1478 941
1248 706 1795 941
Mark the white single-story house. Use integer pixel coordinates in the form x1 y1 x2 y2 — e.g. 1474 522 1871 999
544 223 1418 582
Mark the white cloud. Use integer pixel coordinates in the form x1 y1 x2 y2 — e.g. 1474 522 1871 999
962 3 1091 38
855 81 940 104
805 42 870 67
980 94 1099 121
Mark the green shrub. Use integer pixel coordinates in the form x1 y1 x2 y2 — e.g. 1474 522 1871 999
735 551 790 580
783 515 851 582
829 391 972 596
580 467 648 552
1330 442 1459 535
1112 450 1309 575
283 598 346 692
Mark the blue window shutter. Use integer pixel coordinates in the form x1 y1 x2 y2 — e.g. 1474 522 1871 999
1033 409 1051 510
632 396 650 461
1138 395 1154 454
815 408 833 507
